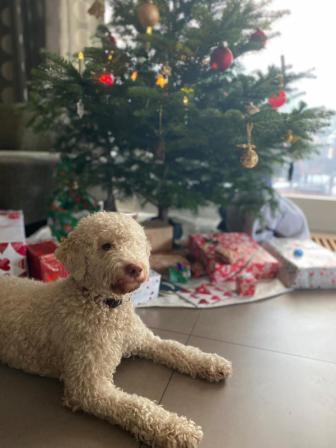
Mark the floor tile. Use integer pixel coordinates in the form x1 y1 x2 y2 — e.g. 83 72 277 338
0 329 187 448
160 336 336 448
114 329 188 400
136 307 200 334
191 290 336 362
0 365 137 448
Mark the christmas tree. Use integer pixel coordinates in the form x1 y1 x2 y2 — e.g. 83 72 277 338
29 0 332 223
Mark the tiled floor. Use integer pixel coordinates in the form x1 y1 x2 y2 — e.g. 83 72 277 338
1 290 336 447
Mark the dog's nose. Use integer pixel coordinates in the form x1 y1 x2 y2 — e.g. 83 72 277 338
124 263 143 280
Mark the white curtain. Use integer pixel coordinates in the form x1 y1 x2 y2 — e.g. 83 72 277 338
45 0 101 57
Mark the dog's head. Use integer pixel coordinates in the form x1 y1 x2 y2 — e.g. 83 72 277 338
56 212 150 295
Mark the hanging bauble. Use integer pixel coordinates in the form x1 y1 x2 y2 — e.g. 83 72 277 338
88 0 105 19
284 130 301 145
210 45 234 71
137 1 160 31
240 149 259 169
156 73 168 88
98 73 115 86
249 28 267 49
130 71 139 81
268 90 287 109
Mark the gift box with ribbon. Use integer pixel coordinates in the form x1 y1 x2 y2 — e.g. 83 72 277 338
189 232 279 282
264 238 336 289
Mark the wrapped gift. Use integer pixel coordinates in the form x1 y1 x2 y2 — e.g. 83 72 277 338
27 240 69 282
189 232 279 282
264 238 336 289
132 270 161 306
40 253 69 282
0 210 27 277
236 273 257 297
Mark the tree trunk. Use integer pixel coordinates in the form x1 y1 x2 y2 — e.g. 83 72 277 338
158 205 169 223
104 185 117 211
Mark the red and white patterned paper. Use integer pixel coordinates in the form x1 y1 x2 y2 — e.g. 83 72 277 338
264 239 336 289
236 272 257 296
189 232 279 282
132 270 161 305
0 210 27 277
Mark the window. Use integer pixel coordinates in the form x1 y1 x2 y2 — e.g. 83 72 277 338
243 0 336 197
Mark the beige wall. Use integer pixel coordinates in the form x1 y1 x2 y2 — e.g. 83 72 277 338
287 193 336 234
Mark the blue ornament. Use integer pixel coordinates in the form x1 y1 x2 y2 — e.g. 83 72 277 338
293 248 304 258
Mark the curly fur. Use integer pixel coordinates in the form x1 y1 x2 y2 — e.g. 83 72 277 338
0 212 232 447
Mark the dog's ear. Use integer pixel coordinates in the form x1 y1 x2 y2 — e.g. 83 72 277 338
55 232 87 283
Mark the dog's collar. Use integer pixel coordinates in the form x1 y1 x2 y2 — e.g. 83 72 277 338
80 286 123 309
103 298 122 309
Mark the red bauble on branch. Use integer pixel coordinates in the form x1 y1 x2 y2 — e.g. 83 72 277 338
268 90 287 109
249 28 267 49
98 73 115 86
210 45 234 71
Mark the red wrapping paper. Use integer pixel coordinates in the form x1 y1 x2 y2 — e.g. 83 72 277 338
27 240 68 282
189 232 279 282
236 272 257 296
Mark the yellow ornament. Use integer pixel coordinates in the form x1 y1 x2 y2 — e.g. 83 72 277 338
78 51 85 74
183 96 189 105
131 71 139 81
240 149 259 169
156 74 168 88
285 130 301 145
146 26 153 35
181 87 194 95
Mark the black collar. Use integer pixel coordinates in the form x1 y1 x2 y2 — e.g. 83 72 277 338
103 298 122 309
80 286 123 309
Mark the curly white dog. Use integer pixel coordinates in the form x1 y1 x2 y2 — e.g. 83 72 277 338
0 212 232 448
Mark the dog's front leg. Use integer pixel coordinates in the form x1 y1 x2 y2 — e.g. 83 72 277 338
63 372 203 448
130 316 232 382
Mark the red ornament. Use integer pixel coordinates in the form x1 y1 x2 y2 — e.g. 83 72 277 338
249 28 267 48
210 46 234 71
98 73 115 86
268 90 287 109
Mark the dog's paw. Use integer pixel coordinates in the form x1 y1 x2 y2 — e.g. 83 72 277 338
163 416 203 448
198 353 233 382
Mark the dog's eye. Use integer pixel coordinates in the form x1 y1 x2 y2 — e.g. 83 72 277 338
101 243 113 251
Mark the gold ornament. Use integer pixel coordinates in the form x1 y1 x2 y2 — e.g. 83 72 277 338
137 1 160 30
130 71 139 81
285 130 301 145
240 149 259 168
88 0 105 19
156 74 168 88
146 26 153 35
183 96 189 105
237 122 259 168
